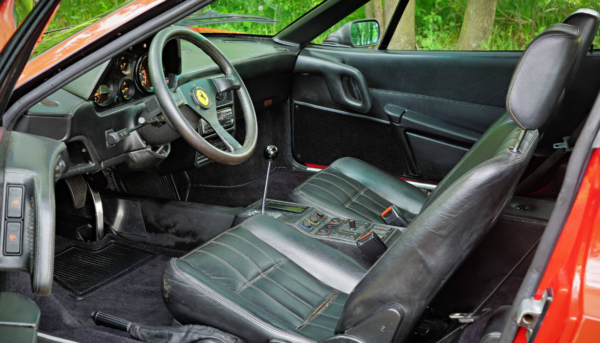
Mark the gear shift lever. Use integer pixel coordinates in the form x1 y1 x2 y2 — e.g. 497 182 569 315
261 145 279 214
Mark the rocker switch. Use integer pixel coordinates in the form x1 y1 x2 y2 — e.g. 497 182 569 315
6 186 23 218
4 222 21 255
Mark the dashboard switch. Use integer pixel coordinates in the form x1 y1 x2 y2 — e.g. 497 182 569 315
4 222 21 255
7 186 23 218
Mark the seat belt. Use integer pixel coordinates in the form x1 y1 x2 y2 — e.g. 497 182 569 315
434 238 541 343
516 118 586 195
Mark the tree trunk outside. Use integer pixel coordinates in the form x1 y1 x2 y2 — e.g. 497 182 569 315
365 0 374 21
372 0 386 32
457 0 499 50
385 0 416 50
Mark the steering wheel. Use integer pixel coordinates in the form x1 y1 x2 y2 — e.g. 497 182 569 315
148 27 257 164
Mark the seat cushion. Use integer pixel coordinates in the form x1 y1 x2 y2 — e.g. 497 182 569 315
162 215 365 343
291 157 428 223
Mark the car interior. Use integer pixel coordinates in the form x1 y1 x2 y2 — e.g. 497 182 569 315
2 1 600 343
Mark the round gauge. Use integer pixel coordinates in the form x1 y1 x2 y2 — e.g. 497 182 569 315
119 79 135 101
117 54 133 75
136 54 153 93
136 54 169 93
92 83 116 107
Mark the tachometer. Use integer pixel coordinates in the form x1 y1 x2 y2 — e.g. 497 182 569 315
117 54 133 75
119 79 135 100
136 54 169 93
92 83 116 107
137 54 153 93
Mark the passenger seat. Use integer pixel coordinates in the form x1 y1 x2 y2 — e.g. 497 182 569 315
291 12 597 224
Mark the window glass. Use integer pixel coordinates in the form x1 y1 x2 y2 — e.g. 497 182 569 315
180 0 325 37
32 0 133 59
314 0 600 51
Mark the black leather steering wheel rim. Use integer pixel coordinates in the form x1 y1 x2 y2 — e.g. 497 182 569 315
149 27 257 165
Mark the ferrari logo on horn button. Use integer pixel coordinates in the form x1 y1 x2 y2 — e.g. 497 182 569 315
192 87 211 109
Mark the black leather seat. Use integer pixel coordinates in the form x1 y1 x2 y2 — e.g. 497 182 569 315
162 24 581 343
291 10 598 224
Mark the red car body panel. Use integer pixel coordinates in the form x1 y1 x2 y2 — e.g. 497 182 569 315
531 149 600 342
0 0 17 52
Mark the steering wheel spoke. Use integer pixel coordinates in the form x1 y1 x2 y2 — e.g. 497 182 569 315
211 121 243 152
213 74 241 94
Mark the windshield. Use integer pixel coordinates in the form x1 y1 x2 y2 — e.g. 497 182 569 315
31 0 133 59
182 0 325 36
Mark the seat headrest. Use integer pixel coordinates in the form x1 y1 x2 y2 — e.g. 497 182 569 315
506 23 581 130
564 9 600 76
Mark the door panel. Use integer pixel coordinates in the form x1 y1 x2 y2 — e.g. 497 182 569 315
292 46 521 180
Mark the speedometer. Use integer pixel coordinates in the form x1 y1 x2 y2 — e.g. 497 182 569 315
136 54 169 93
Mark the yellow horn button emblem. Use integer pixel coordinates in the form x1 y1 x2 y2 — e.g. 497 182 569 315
192 87 211 108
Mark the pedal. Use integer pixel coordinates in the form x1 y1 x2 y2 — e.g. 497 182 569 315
65 175 88 209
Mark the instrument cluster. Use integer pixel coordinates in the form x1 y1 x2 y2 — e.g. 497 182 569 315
92 40 179 109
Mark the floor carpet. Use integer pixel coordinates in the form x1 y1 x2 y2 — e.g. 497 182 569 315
8 234 184 343
187 167 312 208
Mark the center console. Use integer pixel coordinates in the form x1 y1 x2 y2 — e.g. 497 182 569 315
238 199 403 246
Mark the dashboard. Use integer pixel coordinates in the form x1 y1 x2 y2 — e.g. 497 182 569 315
15 35 298 178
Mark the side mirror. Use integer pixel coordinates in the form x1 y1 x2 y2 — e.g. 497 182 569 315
323 19 381 48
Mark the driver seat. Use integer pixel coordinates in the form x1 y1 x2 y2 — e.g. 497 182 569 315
161 25 580 343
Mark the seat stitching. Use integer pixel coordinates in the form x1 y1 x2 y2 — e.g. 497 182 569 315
211 241 263 273
343 187 368 208
236 258 289 294
319 170 361 191
248 284 305 321
170 260 316 343
297 292 339 330
351 199 385 216
276 264 328 298
196 250 249 281
301 322 335 331
318 312 340 319
302 183 346 204
360 192 389 209
311 177 355 198
345 203 377 221
264 276 315 308
182 226 243 258
225 232 278 264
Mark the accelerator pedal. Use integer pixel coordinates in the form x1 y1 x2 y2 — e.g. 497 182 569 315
64 175 88 209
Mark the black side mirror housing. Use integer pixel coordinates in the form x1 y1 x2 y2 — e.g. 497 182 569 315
323 19 381 48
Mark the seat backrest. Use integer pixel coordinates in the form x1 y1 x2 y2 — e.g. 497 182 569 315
564 9 599 80
335 24 581 342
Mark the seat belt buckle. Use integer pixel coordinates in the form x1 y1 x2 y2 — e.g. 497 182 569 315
553 136 572 152
357 232 387 260
449 308 490 323
381 205 409 227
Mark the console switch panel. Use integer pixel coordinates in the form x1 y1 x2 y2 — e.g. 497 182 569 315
6 186 23 218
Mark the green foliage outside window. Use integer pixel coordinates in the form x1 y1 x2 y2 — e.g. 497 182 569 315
27 0 600 60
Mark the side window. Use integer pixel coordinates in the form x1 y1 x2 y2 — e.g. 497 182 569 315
314 0 600 51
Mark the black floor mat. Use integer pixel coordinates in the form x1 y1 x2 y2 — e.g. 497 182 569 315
187 168 313 207
54 242 156 299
